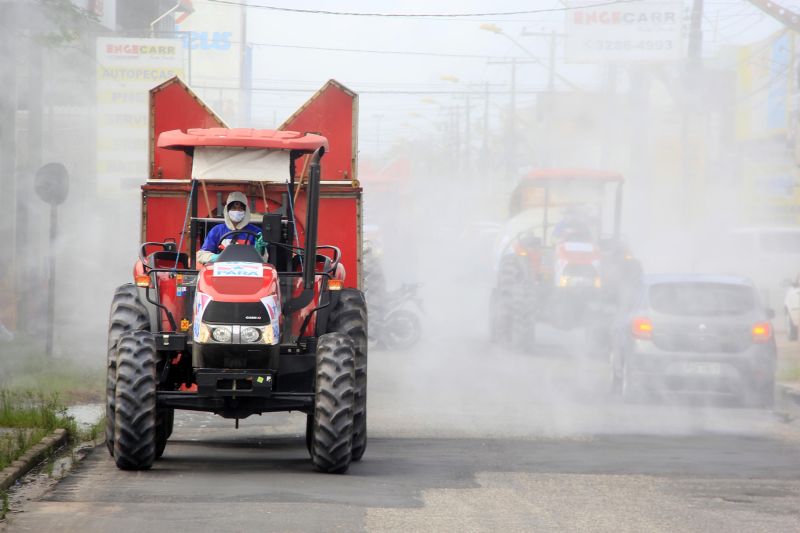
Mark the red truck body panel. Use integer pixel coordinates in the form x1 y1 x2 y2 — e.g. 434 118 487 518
280 80 358 182
149 77 227 180
141 77 363 332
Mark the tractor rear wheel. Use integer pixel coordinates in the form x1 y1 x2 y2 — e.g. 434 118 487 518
311 332 355 474
113 330 157 471
106 284 150 456
155 408 174 459
328 289 368 461
305 413 313 455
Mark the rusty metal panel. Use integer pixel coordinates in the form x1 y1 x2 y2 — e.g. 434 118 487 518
279 80 358 183
149 76 227 180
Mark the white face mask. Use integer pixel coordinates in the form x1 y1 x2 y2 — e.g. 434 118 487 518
229 209 245 223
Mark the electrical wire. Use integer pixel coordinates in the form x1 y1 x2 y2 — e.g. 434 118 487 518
207 0 647 18
245 40 528 60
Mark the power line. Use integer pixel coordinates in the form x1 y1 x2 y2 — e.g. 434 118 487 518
197 84 548 95
246 40 531 60
207 0 646 18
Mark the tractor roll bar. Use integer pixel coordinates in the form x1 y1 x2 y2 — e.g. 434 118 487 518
283 146 325 316
303 147 324 290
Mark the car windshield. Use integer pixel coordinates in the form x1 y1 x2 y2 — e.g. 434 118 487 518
648 282 755 316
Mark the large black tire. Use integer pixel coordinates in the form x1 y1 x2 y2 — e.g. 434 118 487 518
155 408 174 459
113 331 157 471
747 379 775 409
609 349 622 397
621 359 642 404
106 284 150 456
305 413 314 455
328 289 368 461
311 332 356 474
495 256 535 351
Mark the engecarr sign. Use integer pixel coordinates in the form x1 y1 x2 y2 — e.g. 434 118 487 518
565 1 684 63
96 37 185 190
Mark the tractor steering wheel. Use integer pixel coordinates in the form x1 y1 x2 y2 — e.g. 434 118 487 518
219 229 262 243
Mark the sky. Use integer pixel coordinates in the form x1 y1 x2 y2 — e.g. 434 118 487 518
228 0 791 157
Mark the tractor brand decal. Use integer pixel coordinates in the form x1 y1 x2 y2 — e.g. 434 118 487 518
563 242 595 253
193 292 211 340
213 262 264 278
261 295 281 341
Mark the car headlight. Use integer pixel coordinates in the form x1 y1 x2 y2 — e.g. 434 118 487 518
211 326 232 343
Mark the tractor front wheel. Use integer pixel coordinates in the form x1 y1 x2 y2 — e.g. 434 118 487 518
106 284 150 456
113 330 157 471
310 332 356 474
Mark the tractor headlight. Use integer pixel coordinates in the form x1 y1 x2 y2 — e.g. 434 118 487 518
211 326 233 343
241 326 261 343
197 323 233 344
198 323 275 345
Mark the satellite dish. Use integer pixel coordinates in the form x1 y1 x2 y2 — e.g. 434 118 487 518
35 163 69 206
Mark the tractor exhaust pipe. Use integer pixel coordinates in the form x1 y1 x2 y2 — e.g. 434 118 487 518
303 147 324 290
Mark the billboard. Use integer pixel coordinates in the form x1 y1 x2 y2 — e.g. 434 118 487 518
736 30 791 141
565 1 683 63
96 38 185 190
175 0 246 123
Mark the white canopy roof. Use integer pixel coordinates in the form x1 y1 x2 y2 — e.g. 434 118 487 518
191 147 291 182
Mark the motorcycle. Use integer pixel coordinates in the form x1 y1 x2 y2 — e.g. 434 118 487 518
367 282 424 350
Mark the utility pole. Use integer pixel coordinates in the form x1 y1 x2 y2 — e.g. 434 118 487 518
520 30 566 166
688 0 704 80
745 0 800 31
0 2 17 291
683 0 704 263
487 58 536 181
683 0 704 178
520 29 565 93
483 81 490 161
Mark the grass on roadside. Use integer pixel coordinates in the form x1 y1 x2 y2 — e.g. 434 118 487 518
0 390 78 471
778 364 800 383
1 489 8 520
0 335 103 404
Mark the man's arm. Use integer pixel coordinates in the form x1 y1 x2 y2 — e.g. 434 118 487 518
197 225 222 264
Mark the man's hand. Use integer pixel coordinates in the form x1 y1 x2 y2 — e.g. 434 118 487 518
208 253 220 263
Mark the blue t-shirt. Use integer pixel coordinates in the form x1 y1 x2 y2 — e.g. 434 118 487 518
200 223 261 253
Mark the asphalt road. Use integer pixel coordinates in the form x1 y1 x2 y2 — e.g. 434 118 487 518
5 319 800 533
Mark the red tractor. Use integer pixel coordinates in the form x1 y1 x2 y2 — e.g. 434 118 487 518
105 78 367 473
490 169 642 349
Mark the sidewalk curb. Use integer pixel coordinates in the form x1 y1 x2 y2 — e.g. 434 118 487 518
0 429 68 492
778 383 800 413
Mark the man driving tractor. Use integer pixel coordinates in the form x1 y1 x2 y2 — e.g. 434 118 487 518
196 191 267 264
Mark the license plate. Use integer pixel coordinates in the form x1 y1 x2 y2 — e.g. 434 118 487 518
676 362 722 376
